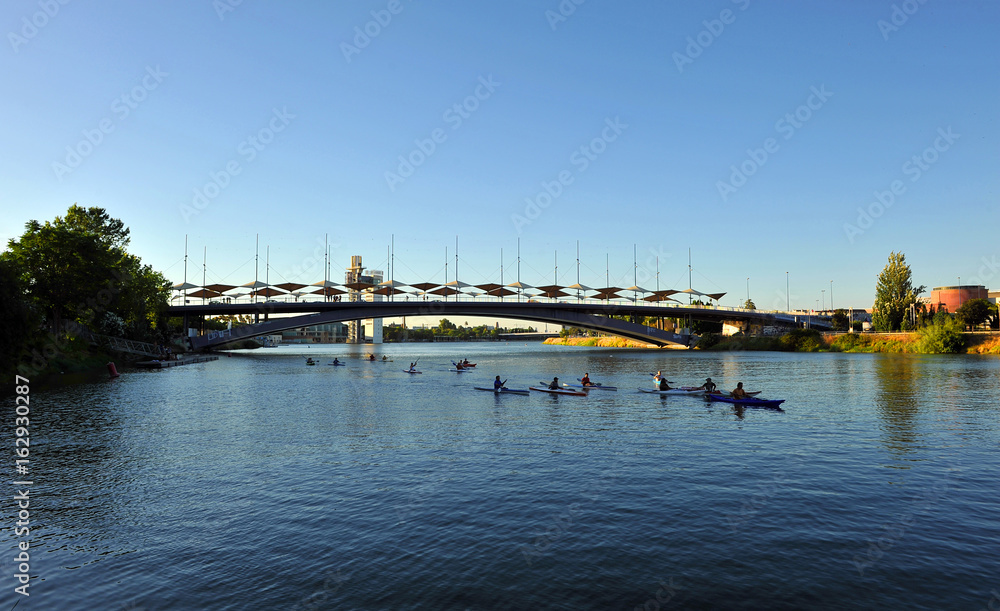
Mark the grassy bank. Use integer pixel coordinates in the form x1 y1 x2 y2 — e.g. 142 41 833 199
698 328 1000 355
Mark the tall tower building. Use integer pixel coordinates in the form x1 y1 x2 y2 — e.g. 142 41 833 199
345 255 383 343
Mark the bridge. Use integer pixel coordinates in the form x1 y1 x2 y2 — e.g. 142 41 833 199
167 300 829 351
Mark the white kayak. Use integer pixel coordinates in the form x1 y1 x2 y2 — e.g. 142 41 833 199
638 388 707 395
530 386 587 396
474 386 529 395
449 369 472 373
403 369 422 374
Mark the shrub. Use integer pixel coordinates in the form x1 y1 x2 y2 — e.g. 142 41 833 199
916 317 965 354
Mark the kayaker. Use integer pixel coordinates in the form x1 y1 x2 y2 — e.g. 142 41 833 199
494 376 503 390
731 382 748 399
700 377 717 393
548 377 559 390
581 373 593 386
409 362 416 370
456 361 465 370
332 358 340 365
658 377 671 391
382 355 388 361
306 358 314 365
368 354 375 361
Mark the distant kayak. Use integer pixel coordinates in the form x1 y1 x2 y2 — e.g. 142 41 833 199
707 395 785 408
327 362 346 366
530 386 587 396
403 369 422 374
638 388 706 395
474 386 529 395
449 369 472 373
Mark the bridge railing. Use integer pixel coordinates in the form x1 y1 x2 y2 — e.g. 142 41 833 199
176 294 822 318
75 328 163 357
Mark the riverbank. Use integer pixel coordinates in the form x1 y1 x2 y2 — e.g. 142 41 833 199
543 336 660 349
698 329 1000 355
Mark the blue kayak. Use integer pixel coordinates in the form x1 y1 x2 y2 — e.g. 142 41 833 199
707 395 785 408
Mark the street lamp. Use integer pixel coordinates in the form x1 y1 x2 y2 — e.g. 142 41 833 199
830 280 834 311
821 289 825 312
746 277 750 303
786 272 789 311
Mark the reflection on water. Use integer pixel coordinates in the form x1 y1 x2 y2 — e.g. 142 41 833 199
873 354 922 459
4 344 999 609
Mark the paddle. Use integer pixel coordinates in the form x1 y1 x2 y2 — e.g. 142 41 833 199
499 378 508 391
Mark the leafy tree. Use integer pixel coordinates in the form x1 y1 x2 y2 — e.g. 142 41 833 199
437 318 457 331
955 298 993 330
872 252 925 332
2 205 170 341
0 258 39 378
830 309 849 331
743 299 756 310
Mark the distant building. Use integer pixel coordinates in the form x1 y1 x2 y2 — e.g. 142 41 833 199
929 285 988 313
345 255 383 344
281 322 348 343
989 290 999 305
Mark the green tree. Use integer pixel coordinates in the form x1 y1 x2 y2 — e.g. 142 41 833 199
955 298 994 330
830 309 849 331
743 299 756 310
872 252 925 332
2 205 170 341
437 318 457 331
0 258 39 378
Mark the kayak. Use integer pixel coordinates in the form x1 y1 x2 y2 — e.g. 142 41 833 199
569 379 617 390
306 362 316 366
707 395 785 408
327 362 346 366
530 386 587 396
403 369 422 374
449 369 472 373
707 390 761 398
638 388 706 395
474 386 529 395
564 383 617 391
453 361 477 368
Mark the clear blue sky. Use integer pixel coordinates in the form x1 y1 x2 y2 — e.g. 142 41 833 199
2 0 997 312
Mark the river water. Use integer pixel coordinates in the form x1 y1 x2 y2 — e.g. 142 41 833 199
4 343 999 610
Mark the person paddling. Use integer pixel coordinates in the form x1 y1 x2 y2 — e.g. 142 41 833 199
581 373 593 387
700 377 717 393
494 375 504 391
332 358 340 365
731 382 748 399
658 377 671 391
548 377 560 390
